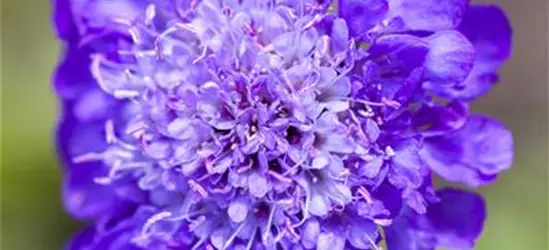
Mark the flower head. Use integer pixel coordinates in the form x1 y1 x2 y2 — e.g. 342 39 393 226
54 0 513 249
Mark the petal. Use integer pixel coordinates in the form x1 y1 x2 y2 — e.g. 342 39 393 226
423 30 475 89
331 18 350 54
73 89 114 122
413 101 469 135
301 218 320 249
420 188 486 249
390 140 425 189
384 211 430 250
248 172 270 198
228 198 249 223
368 34 429 71
371 182 403 219
66 226 96 250
316 232 346 250
420 115 513 187
311 153 330 169
322 134 356 154
309 190 329 216
359 157 384 178
434 4 513 100
387 0 469 31
392 67 423 106
458 4 512 62
70 0 145 33
53 0 78 41
347 219 379 249
326 183 353 205
54 45 95 100
339 0 389 38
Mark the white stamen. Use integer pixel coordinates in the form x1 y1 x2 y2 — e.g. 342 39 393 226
72 152 103 163
144 4 156 25
222 220 248 250
113 89 140 99
137 211 173 239
105 120 117 144
262 206 277 241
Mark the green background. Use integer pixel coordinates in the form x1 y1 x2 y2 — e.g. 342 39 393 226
1 0 547 249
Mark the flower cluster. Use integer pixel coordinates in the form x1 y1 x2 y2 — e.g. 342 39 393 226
53 0 513 249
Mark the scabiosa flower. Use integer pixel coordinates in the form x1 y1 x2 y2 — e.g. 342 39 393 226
53 0 513 249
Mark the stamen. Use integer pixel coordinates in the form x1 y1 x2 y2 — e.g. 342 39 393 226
144 4 156 26
284 218 300 240
302 14 323 30
245 229 257 250
222 220 248 250
268 170 293 183
188 179 209 198
72 152 103 163
365 233 381 250
282 155 307 176
193 46 208 64
262 205 276 241
113 89 140 99
273 229 287 243
358 186 373 203
191 237 207 250
374 218 392 227
292 193 310 228
93 159 122 184
105 120 117 144
111 18 142 43
136 211 173 240
188 216 207 231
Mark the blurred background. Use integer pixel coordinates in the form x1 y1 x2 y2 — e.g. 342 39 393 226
1 0 547 249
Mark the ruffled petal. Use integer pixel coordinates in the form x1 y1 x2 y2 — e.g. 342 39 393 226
434 4 513 100
420 115 513 187
418 188 486 249
386 0 469 31
385 188 485 250
423 30 475 89
338 0 388 38
53 0 79 41
63 162 120 220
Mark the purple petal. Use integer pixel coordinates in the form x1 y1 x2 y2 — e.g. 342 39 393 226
385 188 485 250
420 188 486 249
339 0 388 38
317 232 346 250
70 0 145 33
301 218 320 249
390 140 425 189
413 101 469 135
420 115 513 187
368 34 429 67
347 219 379 249
248 172 270 198
54 45 95 100
434 4 513 100
62 163 120 219
459 4 512 63
228 198 249 223
53 0 78 41
423 30 475 89
387 0 469 31
359 157 384 178
309 191 329 216
330 18 350 54
322 134 356 154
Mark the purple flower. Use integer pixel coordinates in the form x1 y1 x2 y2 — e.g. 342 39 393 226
53 0 513 249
